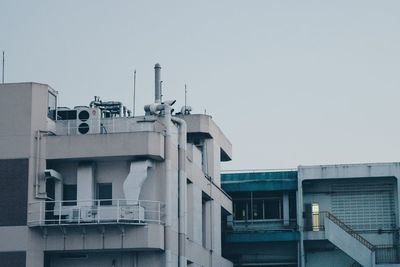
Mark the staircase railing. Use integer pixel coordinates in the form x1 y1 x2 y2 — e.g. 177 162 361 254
349 261 362 267
321 211 375 251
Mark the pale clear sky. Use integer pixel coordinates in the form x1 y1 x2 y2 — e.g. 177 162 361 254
1 0 400 170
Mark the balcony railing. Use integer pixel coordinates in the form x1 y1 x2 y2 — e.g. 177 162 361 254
28 199 164 226
228 218 297 232
375 245 400 264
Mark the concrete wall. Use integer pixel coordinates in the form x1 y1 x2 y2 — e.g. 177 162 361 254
43 224 164 251
48 251 163 267
46 131 165 161
302 177 397 245
223 242 298 266
305 248 354 267
325 218 373 267
0 83 34 160
187 183 203 245
0 83 51 266
96 160 130 199
0 159 29 226
0 251 26 267
0 83 233 267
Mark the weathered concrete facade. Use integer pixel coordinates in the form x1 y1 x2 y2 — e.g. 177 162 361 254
0 80 233 267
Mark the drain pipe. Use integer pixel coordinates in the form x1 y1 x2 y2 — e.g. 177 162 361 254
172 117 187 267
35 130 52 198
145 104 187 266
146 63 187 266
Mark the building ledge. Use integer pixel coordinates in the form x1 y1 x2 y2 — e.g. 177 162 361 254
46 131 165 160
224 231 299 243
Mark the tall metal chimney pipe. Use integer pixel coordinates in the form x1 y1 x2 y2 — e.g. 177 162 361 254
154 63 161 103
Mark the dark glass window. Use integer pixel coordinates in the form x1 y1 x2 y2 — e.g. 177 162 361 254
264 199 281 219
252 199 264 220
63 184 77 206
202 200 207 247
97 183 112 205
231 191 284 221
234 200 248 220
48 92 57 120
289 196 297 219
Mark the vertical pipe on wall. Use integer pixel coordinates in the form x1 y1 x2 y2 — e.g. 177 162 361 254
172 117 188 267
133 70 136 117
297 181 306 267
154 64 161 103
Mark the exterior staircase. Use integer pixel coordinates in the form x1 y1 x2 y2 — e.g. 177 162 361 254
321 212 375 267
350 261 362 267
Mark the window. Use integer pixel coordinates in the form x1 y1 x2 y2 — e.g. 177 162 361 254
193 144 207 174
63 184 77 206
234 200 248 220
312 203 320 231
289 195 297 219
264 198 281 219
252 199 263 220
97 183 112 205
202 199 207 247
232 192 285 221
48 91 57 120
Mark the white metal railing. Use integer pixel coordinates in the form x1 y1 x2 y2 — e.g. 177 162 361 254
54 116 160 136
28 199 164 226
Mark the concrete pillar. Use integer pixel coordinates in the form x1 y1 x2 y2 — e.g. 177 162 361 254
187 183 194 240
187 184 202 245
204 139 221 186
283 192 290 226
211 201 221 255
77 163 95 205
296 176 305 267
26 230 44 267
204 200 212 249
193 187 203 244
53 179 63 211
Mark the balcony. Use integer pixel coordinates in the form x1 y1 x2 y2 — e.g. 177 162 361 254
223 218 299 244
28 199 164 227
229 218 297 232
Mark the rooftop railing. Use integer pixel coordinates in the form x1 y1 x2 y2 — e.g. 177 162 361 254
28 199 164 226
53 116 162 136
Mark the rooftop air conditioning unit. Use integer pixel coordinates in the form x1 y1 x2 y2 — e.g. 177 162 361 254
75 107 101 135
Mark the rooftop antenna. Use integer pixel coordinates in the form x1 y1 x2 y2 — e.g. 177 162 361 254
184 84 187 108
2 51 4 84
133 70 136 117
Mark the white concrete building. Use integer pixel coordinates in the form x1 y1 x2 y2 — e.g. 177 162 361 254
0 65 233 267
299 163 400 267
222 163 400 267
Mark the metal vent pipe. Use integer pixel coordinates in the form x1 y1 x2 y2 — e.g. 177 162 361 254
154 63 161 103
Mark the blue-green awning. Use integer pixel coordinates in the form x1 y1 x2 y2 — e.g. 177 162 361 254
221 171 298 192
